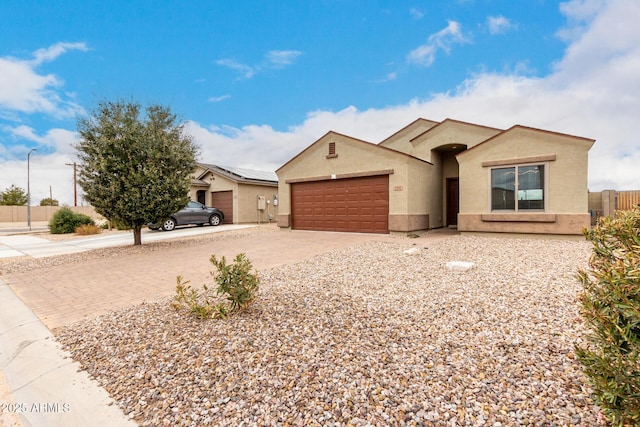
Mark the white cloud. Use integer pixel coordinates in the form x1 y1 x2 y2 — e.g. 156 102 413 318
407 20 469 67
217 49 302 80
3 0 639 207
409 8 424 20
28 42 88 66
486 15 517 35
0 151 81 206
0 125 79 205
1 125 77 157
188 0 640 192
208 94 231 103
0 42 87 117
215 58 256 79
266 50 302 68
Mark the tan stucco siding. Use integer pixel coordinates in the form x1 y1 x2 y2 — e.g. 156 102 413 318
456 127 593 234
458 128 592 213
458 213 591 235
237 183 278 224
411 124 501 162
378 119 438 154
189 172 237 206
277 133 431 231
278 134 403 215
189 168 278 224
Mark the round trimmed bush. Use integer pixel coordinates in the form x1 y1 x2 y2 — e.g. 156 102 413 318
48 207 95 234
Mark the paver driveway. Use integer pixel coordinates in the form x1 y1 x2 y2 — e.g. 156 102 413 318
1 226 455 330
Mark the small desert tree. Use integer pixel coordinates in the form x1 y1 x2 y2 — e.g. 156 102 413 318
0 185 28 206
75 99 198 245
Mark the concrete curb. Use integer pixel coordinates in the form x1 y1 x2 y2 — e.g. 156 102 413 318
0 279 136 427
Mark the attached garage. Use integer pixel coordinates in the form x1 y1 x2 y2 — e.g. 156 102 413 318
277 119 595 236
291 175 389 233
211 190 233 224
190 163 278 224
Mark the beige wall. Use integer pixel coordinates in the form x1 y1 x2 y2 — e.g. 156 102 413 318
237 183 278 224
277 132 432 232
276 121 594 236
409 121 501 162
189 167 278 224
381 120 500 229
456 127 594 234
378 118 438 154
0 205 100 223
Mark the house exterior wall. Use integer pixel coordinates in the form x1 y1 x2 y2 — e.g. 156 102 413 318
378 118 438 154
409 122 502 162
189 166 278 224
277 132 431 232
456 127 594 235
189 172 237 207
381 121 501 229
276 120 594 236
237 183 278 224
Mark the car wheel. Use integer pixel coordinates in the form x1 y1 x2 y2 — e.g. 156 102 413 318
162 218 176 231
209 214 221 226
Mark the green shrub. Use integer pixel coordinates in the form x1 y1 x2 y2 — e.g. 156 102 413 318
49 207 95 234
576 207 640 426
211 253 260 311
172 253 259 319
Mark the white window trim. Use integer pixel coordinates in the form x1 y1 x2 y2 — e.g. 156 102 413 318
488 161 549 212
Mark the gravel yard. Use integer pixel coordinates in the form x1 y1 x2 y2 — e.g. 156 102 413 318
55 234 601 426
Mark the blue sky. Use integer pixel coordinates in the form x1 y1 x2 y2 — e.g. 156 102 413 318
1 0 639 205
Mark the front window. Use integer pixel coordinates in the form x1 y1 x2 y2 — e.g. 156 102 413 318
491 164 545 211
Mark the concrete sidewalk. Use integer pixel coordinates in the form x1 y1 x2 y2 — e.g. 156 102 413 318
0 279 136 427
0 224 256 259
0 226 457 426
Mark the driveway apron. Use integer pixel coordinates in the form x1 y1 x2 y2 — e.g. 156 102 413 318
1 230 405 330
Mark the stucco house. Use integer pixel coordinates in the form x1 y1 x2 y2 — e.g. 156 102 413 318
190 163 278 224
276 118 595 235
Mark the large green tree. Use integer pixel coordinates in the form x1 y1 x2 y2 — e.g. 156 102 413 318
75 100 199 245
0 185 28 206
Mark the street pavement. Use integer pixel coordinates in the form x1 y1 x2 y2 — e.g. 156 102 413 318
0 223 256 259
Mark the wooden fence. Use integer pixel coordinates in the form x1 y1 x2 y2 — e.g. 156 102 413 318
616 190 640 211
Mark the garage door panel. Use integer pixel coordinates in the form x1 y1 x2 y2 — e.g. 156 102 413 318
291 175 389 234
211 190 233 224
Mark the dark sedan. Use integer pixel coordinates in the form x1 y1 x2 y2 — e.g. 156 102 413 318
148 201 224 231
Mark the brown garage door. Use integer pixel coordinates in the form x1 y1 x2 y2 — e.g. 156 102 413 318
291 175 389 233
211 190 233 224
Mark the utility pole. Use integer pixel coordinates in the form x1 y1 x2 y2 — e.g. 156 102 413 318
65 162 77 206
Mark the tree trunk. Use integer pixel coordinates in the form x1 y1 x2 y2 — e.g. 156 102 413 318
133 227 142 246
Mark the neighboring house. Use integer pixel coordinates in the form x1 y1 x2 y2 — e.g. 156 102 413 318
276 118 595 235
190 163 278 224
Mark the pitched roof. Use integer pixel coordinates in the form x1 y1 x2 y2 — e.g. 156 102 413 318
197 163 278 185
276 130 432 173
456 124 596 158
